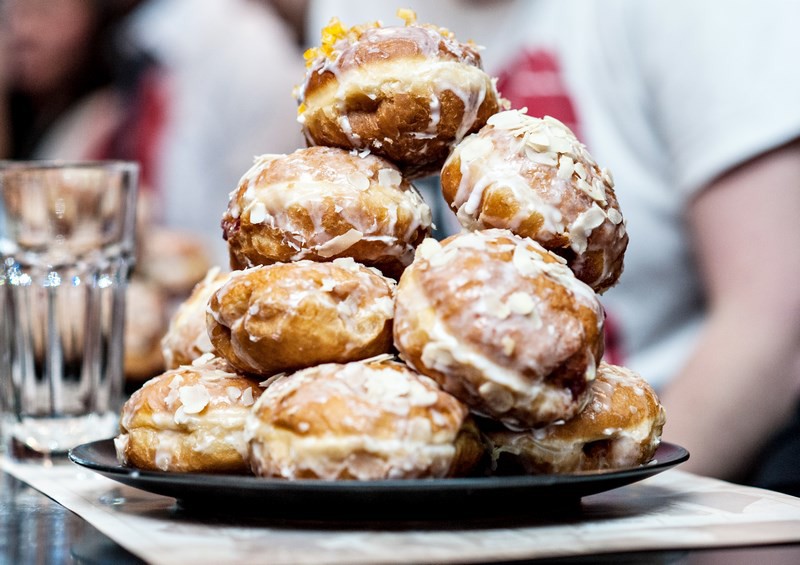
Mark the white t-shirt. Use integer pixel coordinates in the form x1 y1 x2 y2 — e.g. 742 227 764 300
126 0 306 262
307 0 800 389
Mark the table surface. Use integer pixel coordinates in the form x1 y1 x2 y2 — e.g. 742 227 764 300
3 469 800 565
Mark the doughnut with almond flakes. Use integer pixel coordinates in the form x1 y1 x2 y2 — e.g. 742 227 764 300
246 357 485 480
393 229 604 429
441 109 628 293
484 362 666 474
115 355 262 473
221 146 431 279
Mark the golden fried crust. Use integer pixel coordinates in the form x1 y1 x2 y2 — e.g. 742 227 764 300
115 357 262 473
441 110 628 293
161 268 232 369
246 358 486 479
393 230 604 428
222 147 431 279
485 362 667 474
298 24 502 178
207 260 396 376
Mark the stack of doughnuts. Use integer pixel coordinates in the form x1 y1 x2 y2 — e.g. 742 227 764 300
115 9 666 480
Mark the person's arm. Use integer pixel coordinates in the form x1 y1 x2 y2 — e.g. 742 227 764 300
660 139 800 480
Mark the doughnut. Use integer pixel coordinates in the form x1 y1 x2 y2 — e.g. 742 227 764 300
221 147 431 279
115 355 262 473
124 278 168 381
296 10 503 178
484 362 666 474
441 109 628 293
138 227 213 297
393 229 604 428
245 357 485 480
206 259 395 376
161 267 232 370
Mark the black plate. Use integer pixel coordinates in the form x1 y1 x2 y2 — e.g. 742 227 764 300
69 440 688 521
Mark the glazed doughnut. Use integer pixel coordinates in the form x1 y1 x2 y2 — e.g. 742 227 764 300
115 355 262 473
441 109 628 293
296 10 503 178
161 267 232 370
246 357 485 480
222 147 431 279
484 362 666 474
207 259 395 376
394 229 604 429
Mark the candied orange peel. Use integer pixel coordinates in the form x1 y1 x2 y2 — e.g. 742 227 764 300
303 17 379 68
397 8 417 25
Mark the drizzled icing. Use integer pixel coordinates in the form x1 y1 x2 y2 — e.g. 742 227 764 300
208 260 396 375
394 230 603 428
443 109 627 292
486 362 666 473
223 148 431 271
245 359 473 479
295 12 503 176
115 359 263 470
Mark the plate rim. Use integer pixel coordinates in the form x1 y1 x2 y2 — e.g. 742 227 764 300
68 439 689 493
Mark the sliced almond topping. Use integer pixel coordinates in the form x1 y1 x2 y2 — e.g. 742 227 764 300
240 387 255 406
377 167 402 187
226 386 242 401
601 167 615 186
591 179 608 204
574 162 588 180
557 155 575 180
501 335 516 356
507 292 535 315
179 384 210 414
459 136 494 162
607 208 623 225
346 172 370 191
512 245 542 278
415 238 442 261
525 147 558 166
316 229 363 258
487 109 525 130
577 178 593 196
526 132 551 150
548 136 573 154
248 201 267 225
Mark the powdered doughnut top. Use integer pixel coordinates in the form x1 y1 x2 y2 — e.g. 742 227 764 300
441 109 628 293
222 146 431 279
296 10 504 178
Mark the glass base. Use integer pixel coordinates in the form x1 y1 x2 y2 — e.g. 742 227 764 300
6 412 119 455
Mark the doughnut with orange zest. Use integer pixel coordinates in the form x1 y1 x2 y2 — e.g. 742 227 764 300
297 10 503 178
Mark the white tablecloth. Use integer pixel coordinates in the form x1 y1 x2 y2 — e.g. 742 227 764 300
4 456 800 565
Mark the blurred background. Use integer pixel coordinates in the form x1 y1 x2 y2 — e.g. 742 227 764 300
1 0 305 384
2 0 798 494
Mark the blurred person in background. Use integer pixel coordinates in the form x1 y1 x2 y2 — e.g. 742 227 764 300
297 0 800 494
2 0 304 260
2 0 306 382
0 0 135 161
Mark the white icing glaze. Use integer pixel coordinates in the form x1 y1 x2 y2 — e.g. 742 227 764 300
444 110 627 291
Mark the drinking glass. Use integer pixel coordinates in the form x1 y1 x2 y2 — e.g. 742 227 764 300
0 161 138 455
